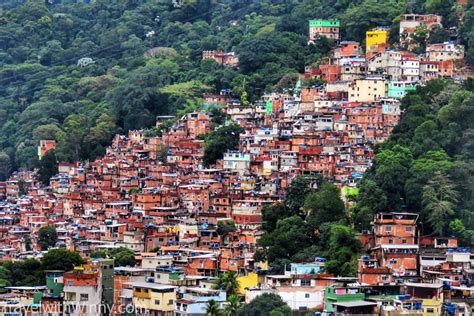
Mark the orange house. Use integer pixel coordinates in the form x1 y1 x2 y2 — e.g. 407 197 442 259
373 212 418 245
38 140 56 159
357 257 393 286
185 254 219 276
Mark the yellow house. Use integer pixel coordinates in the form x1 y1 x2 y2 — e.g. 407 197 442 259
404 282 444 316
421 298 443 316
236 273 262 295
366 29 389 53
131 282 176 315
348 78 388 102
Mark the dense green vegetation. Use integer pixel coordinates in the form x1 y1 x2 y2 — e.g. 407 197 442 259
239 293 291 316
37 225 58 250
90 246 136 266
0 249 83 289
1 0 472 179
201 123 244 166
354 79 474 242
255 175 360 275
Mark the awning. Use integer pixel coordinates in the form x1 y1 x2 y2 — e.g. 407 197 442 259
332 301 378 308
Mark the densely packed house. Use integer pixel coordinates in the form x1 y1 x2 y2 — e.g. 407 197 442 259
0 13 471 316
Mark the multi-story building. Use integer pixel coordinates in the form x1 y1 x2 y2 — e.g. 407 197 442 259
399 14 442 46
202 51 239 67
367 51 402 80
388 81 417 99
366 28 389 55
131 282 176 316
426 42 465 62
372 212 419 279
63 264 103 316
308 19 340 43
401 58 420 81
348 77 388 102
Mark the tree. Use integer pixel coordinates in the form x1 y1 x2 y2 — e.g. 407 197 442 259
354 178 388 228
449 219 474 245
17 177 30 195
202 124 244 166
214 271 239 297
0 151 11 181
0 266 11 293
429 25 450 44
422 172 459 235
325 224 360 276
2 259 43 286
24 237 32 251
90 250 107 259
37 150 58 185
109 247 136 267
341 0 404 42
41 249 83 271
217 220 236 236
225 295 241 316
256 216 312 272
32 124 61 141
374 145 413 210
411 25 429 53
239 293 291 316
262 203 291 233
240 91 250 107
303 182 345 229
38 226 58 251
285 176 314 216
205 299 223 316
406 150 454 211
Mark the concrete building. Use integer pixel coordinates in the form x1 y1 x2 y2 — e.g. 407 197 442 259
366 28 389 54
388 81 417 99
130 282 176 316
348 78 388 102
223 152 251 175
426 42 465 62
308 19 340 43
63 264 103 316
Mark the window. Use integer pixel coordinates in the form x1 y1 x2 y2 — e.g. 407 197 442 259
301 279 311 286
168 299 174 305
405 226 413 232
80 294 88 302
305 293 310 298
385 226 392 232
155 300 160 305
426 308 435 313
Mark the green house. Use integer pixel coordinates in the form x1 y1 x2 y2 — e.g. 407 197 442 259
309 19 340 28
325 285 366 312
45 271 64 296
388 82 417 99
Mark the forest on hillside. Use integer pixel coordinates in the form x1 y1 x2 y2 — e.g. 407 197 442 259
0 0 473 179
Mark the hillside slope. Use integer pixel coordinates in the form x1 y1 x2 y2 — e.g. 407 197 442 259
0 0 472 179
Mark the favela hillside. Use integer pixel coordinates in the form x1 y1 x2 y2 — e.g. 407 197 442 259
0 0 473 315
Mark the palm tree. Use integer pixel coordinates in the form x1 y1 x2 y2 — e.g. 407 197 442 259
225 295 241 316
214 271 240 296
205 299 223 316
422 171 459 235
